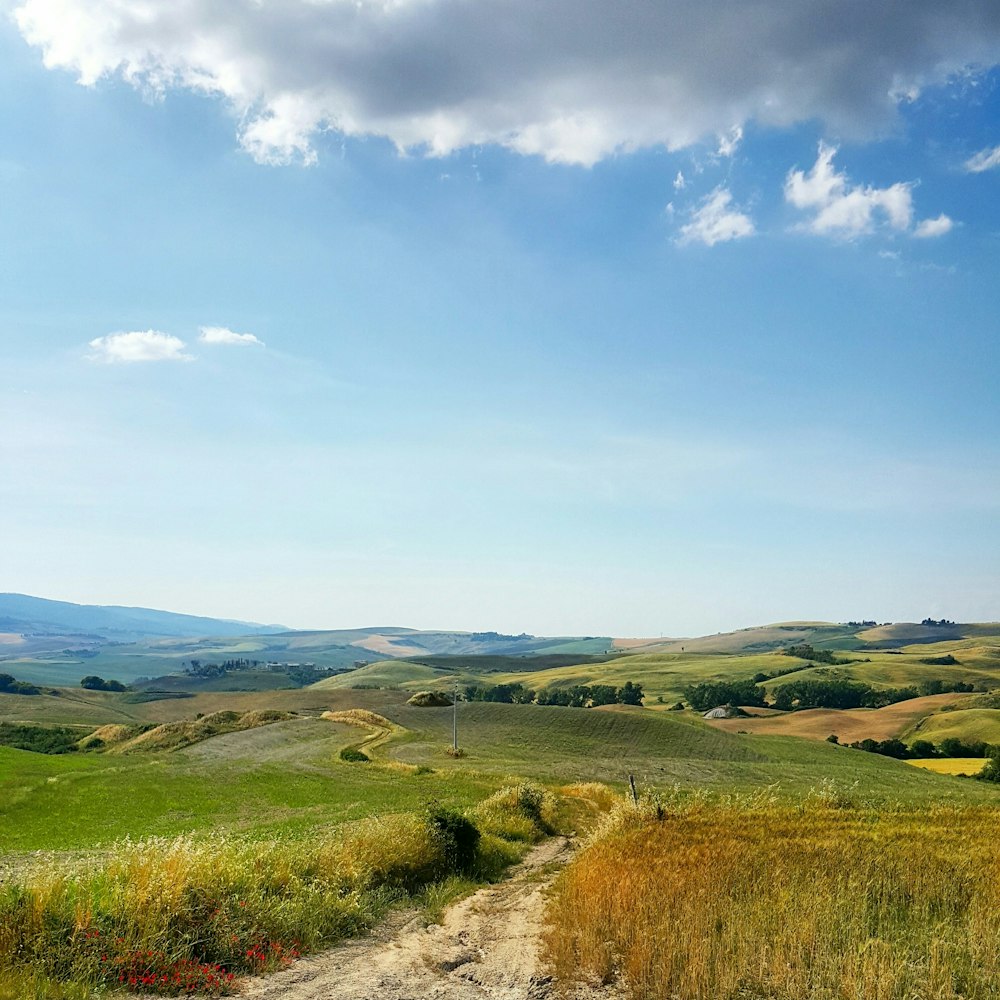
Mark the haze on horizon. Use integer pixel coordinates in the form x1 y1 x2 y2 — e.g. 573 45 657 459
2 2 999 636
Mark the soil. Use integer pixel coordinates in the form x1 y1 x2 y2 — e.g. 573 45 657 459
239 836 615 1000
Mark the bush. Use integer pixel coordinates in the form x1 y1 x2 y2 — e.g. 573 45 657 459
406 691 453 707
0 723 80 754
427 807 480 875
339 747 370 763
473 783 556 842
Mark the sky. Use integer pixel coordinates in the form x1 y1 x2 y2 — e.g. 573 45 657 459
1 0 999 637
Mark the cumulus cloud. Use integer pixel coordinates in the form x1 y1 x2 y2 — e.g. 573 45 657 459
965 144 1000 173
87 331 192 363
913 213 954 238
785 144 914 237
13 1 1000 166
784 144 951 240
678 188 755 247
199 326 264 347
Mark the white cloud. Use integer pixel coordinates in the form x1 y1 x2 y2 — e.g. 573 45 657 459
964 144 1000 173
87 331 192 364
678 187 755 247
784 143 933 239
913 213 954 238
673 171 686 191
13 1 1000 166
716 125 743 158
199 326 264 347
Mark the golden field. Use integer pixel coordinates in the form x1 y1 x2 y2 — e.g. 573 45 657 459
545 792 1000 1000
906 758 987 776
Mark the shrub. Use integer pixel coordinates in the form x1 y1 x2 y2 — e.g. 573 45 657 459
473 783 556 842
427 807 480 875
406 691 453 707
339 747 370 763
0 723 81 754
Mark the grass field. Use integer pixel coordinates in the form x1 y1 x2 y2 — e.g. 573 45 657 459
546 797 1000 1000
5 694 999 857
905 708 1000 745
0 717 495 851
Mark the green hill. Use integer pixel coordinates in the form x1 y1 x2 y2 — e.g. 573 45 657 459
907 709 1000 746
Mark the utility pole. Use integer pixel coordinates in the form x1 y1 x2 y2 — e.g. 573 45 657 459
452 682 459 752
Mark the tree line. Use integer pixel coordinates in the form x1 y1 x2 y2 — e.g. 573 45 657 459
462 681 644 707
684 676 977 714
832 735 998 759
0 673 42 696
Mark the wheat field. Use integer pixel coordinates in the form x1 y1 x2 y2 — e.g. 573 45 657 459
545 790 1000 1000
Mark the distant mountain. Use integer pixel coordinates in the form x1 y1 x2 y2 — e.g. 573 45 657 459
0 593 287 641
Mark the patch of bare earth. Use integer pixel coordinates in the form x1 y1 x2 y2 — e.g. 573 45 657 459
240 836 617 1000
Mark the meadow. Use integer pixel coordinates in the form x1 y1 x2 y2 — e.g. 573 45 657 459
0 781 555 998
4 621 1000 998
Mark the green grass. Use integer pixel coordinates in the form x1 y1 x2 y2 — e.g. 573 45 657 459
0 718 495 851
371 702 1000 802
311 660 451 690
906 708 1000 745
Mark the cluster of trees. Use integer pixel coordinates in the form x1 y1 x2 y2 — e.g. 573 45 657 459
0 673 41 696
468 632 533 642
771 679 918 711
462 681 644 708
845 621 879 627
783 644 847 665
919 655 961 667
685 675 975 715
916 677 973 693
922 618 956 627
184 659 262 678
80 675 127 692
835 735 999 761
684 680 767 713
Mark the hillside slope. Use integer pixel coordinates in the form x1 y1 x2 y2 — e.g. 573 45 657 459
0 593 286 640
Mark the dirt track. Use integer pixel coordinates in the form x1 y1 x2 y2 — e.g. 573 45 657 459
240 836 606 1000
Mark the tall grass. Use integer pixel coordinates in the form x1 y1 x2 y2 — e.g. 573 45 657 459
545 788 1000 1000
1 785 549 995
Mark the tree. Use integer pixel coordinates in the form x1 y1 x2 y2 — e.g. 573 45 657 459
617 681 645 706
80 675 126 692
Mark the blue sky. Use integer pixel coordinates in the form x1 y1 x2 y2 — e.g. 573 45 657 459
2 2 999 635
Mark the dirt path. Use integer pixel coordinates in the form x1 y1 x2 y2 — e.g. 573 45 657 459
240 836 601 1000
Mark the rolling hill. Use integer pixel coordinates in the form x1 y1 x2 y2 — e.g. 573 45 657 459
0 593 286 641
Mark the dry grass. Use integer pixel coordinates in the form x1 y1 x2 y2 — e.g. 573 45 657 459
320 709 394 729
473 783 557 842
545 791 1000 1000
76 725 132 750
108 710 294 754
0 784 539 995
